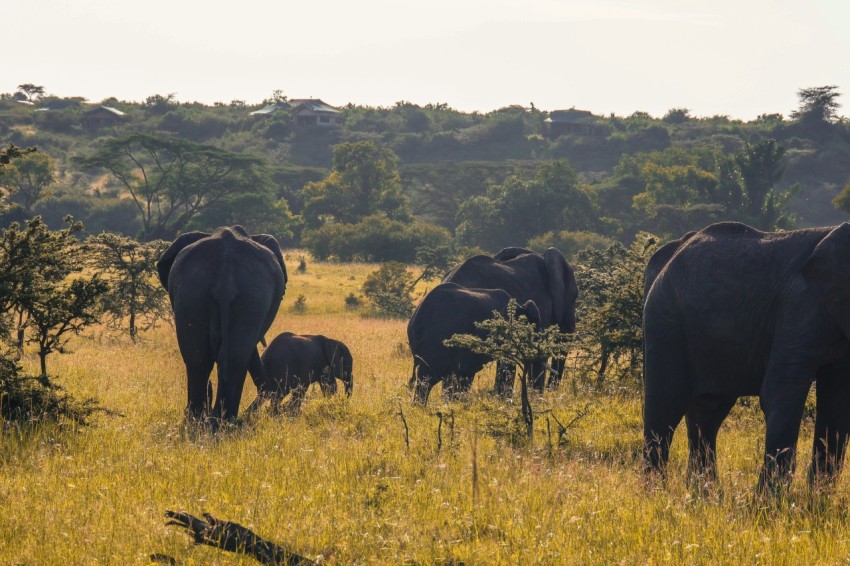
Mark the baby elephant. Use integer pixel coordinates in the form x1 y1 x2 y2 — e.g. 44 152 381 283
256 333 353 412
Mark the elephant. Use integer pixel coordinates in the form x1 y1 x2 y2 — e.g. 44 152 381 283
642 231 695 298
252 333 353 412
408 282 542 405
443 247 577 394
157 226 287 421
643 221 850 489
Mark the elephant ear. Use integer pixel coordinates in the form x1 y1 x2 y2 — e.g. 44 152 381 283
251 234 288 289
802 223 850 339
543 247 577 331
156 231 210 290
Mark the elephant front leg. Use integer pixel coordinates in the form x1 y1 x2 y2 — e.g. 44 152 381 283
758 365 814 491
685 396 736 485
809 367 850 486
493 362 515 397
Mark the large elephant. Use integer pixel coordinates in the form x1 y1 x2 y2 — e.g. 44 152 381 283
642 231 695 298
408 282 542 405
253 333 353 412
443 247 576 393
644 221 850 489
157 226 287 421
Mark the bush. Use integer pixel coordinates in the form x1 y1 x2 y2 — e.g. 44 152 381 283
527 230 615 262
361 262 415 318
303 215 452 263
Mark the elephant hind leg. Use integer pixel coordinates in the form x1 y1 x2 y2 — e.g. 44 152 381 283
686 395 736 483
185 359 215 420
493 362 515 397
810 362 850 486
643 334 690 477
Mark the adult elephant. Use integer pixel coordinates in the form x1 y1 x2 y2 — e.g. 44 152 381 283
642 231 695 299
157 226 287 421
408 283 542 405
252 333 353 413
644 221 850 490
443 247 576 393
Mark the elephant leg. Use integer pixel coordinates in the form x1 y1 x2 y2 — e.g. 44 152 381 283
493 361 515 397
530 358 547 392
413 371 437 405
442 373 459 401
643 334 690 476
247 347 267 392
758 355 816 491
809 362 850 485
547 357 566 390
185 358 214 420
288 385 307 414
685 395 736 482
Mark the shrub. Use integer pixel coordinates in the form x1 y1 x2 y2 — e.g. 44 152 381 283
362 262 415 318
527 230 615 262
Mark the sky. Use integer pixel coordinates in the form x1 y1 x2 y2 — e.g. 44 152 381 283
3 0 850 120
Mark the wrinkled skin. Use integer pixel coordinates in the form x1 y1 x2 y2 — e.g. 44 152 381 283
407 282 542 405
252 333 353 413
642 231 695 299
644 221 850 490
443 247 577 394
157 226 287 422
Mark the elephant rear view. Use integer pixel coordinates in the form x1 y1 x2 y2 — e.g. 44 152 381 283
408 282 542 405
157 226 287 421
443 247 576 393
255 332 353 412
644 221 850 490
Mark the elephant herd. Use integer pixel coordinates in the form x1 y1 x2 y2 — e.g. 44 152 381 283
159 221 850 490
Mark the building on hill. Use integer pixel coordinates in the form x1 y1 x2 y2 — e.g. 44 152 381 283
81 106 125 129
289 99 343 127
249 102 291 116
546 108 607 138
248 98 343 127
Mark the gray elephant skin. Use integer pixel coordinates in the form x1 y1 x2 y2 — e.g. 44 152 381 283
157 226 287 421
644 221 850 489
256 333 353 411
443 247 576 393
408 282 542 405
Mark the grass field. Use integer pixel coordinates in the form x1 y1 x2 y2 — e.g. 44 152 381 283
3 254 850 564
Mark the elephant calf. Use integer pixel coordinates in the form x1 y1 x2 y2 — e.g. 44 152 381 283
255 333 353 413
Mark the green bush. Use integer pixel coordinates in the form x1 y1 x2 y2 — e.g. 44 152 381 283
303 215 452 262
527 230 615 262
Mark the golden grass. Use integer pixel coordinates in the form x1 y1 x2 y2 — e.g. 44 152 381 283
3 255 850 563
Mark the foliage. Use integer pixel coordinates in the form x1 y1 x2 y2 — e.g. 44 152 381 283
0 151 56 216
792 85 842 124
16 83 45 101
0 217 107 380
445 299 572 441
25 276 108 381
574 234 658 386
0 349 102 429
85 233 171 340
76 133 274 241
303 214 451 263
302 141 409 228
456 159 598 251
361 262 416 318
527 230 615 262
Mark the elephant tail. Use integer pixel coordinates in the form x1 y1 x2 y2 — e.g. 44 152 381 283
210 254 239 410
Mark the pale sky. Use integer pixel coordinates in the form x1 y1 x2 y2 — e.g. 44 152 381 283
4 0 849 119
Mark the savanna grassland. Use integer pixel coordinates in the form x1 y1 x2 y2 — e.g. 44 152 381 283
4 255 850 564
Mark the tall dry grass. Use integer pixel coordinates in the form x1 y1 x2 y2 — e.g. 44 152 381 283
2 254 850 563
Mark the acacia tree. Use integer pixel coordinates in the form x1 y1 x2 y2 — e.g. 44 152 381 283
792 85 842 124
76 133 274 241
0 151 55 216
445 301 571 442
86 233 171 340
16 83 45 102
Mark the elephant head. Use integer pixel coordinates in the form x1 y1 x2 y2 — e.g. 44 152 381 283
802 223 850 339
156 226 288 294
321 338 353 397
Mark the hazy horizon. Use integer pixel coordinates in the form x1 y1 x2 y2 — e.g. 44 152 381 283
4 0 849 120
